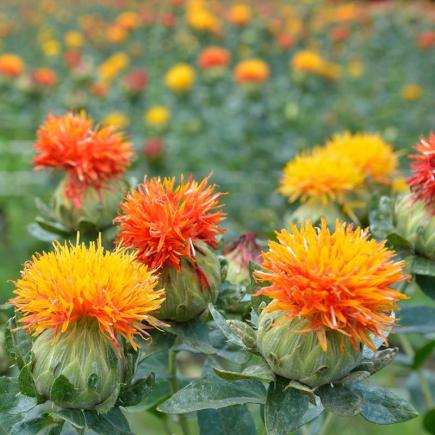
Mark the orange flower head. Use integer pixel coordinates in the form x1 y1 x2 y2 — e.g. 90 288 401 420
228 4 252 26
256 220 408 351
33 112 133 207
198 46 231 70
0 53 24 77
115 175 226 271
408 132 435 213
234 59 270 84
11 237 165 349
31 67 58 87
279 146 364 205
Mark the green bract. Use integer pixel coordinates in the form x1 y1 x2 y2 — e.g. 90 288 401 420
256 308 362 387
31 318 124 411
395 193 435 260
52 176 128 233
156 240 222 322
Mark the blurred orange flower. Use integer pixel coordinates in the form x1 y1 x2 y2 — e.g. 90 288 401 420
0 53 24 78
234 58 270 84
198 46 231 69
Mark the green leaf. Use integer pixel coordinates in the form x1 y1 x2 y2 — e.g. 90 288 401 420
158 377 266 414
412 340 435 370
166 319 216 355
124 380 171 413
50 409 85 430
264 378 311 435
6 317 32 369
351 383 418 424
19 364 36 397
27 223 60 242
117 373 155 407
395 305 435 334
9 406 64 435
318 384 362 416
411 256 435 276
83 408 133 435
208 304 247 349
423 409 435 435
198 405 256 435
213 362 275 383
415 275 435 300
50 375 75 404
406 370 435 412
386 233 413 256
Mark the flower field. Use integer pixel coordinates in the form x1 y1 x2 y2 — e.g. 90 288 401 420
0 1 434 435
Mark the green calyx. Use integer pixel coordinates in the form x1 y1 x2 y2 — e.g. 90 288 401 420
52 176 128 233
31 318 124 411
256 309 362 388
156 240 222 322
395 193 435 260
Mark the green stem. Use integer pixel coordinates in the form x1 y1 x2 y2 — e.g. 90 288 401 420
318 412 334 435
398 335 434 408
168 349 191 435
300 424 310 435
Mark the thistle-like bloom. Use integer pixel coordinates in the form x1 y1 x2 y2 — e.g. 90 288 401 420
11 238 165 349
33 112 133 207
325 132 398 184
256 220 407 351
408 133 435 213
115 175 225 271
279 147 364 205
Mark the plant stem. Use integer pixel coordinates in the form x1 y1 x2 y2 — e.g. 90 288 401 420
168 349 191 435
300 424 310 435
318 412 334 435
398 335 434 408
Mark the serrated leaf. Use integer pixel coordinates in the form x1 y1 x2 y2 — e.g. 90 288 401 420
6 317 32 369
51 409 85 430
395 305 435 334
264 377 311 435
83 408 132 435
9 405 63 435
19 364 36 397
351 383 418 424
158 377 266 414
213 362 275 383
117 373 155 407
318 384 362 416
50 375 75 404
208 304 246 349
198 405 256 435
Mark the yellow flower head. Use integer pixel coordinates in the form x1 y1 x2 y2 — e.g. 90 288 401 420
64 30 84 48
165 63 196 92
103 112 129 129
325 132 398 184
228 4 252 26
11 238 165 349
99 52 130 82
42 39 60 57
401 83 423 101
145 106 171 126
279 147 364 205
291 50 324 73
187 9 219 32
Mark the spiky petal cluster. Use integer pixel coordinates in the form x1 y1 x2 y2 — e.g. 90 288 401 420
408 133 435 213
11 238 165 349
255 220 407 351
325 132 398 184
115 175 226 271
33 112 134 207
279 147 364 205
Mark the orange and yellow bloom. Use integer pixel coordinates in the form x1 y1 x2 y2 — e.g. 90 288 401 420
33 112 133 207
11 238 165 349
0 53 24 78
165 63 196 92
256 220 407 351
234 59 270 84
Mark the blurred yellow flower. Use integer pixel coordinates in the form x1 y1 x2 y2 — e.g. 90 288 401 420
64 30 84 48
228 4 252 26
99 52 129 82
291 50 324 73
165 63 196 92
145 106 171 126
401 83 422 101
325 132 398 184
347 59 364 78
42 39 60 57
187 9 219 32
103 112 129 129
392 177 409 193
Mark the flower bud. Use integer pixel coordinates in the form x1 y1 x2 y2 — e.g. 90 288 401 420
256 309 362 387
395 193 435 260
226 319 257 350
32 318 124 410
156 240 222 322
223 233 262 285
52 177 127 233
